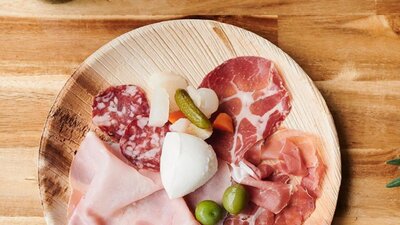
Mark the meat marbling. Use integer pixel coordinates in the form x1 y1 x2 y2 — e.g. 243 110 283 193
200 56 291 163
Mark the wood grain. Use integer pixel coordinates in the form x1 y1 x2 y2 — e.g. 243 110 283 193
278 15 400 82
0 0 376 17
1 1 400 224
377 0 400 14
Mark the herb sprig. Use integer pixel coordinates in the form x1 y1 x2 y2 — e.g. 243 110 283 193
386 158 400 188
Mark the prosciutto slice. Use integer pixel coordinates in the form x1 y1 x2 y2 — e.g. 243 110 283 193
226 129 325 225
241 177 291 214
200 56 291 163
224 203 275 225
247 129 326 197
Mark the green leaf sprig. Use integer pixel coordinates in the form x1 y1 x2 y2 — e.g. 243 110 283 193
386 158 400 188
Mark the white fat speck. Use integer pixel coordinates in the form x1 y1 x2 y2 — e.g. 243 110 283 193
96 102 106 110
129 135 136 141
92 114 111 126
101 92 114 102
151 133 160 141
108 101 118 112
230 161 255 183
124 85 138 95
116 126 125 136
113 96 119 104
138 148 158 159
137 117 148 129
130 105 136 112
128 143 137 150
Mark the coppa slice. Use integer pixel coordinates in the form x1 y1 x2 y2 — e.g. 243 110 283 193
92 85 149 141
120 116 169 171
200 57 291 163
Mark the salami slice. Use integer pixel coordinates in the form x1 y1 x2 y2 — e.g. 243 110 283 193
92 85 149 141
120 116 169 171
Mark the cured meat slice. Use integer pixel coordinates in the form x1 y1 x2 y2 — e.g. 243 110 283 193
109 190 199 225
274 186 315 225
92 85 149 141
185 160 232 211
68 132 198 225
224 203 275 225
228 128 325 225
241 177 291 214
68 132 163 224
280 140 308 176
200 56 291 163
251 129 326 197
120 116 169 171
301 159 325 198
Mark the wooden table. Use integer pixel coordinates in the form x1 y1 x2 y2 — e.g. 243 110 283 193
0 1 399 225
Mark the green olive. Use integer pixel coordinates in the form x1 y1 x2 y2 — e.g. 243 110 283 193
222 184 249 215
195 200 224 225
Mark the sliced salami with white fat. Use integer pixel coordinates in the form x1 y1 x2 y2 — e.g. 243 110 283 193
120 116 169 171
92 85 149 141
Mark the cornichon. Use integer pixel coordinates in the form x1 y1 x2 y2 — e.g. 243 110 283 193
175 89 211 129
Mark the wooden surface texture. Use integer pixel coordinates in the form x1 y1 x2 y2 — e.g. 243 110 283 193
0 0 399 225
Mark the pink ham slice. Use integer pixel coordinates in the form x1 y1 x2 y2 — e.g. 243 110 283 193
185 160 232 212
68 132 198 225
68 132 162 223
200 56 291 163
108 190 199 225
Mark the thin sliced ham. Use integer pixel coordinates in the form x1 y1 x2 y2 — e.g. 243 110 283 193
200 57 291 163
68 132 198 225
185 160 232 211
109 190 198 225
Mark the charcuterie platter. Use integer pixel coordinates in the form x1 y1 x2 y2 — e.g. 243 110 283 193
38 20 341 225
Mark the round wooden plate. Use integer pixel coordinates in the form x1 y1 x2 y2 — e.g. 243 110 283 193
38 19 341 225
